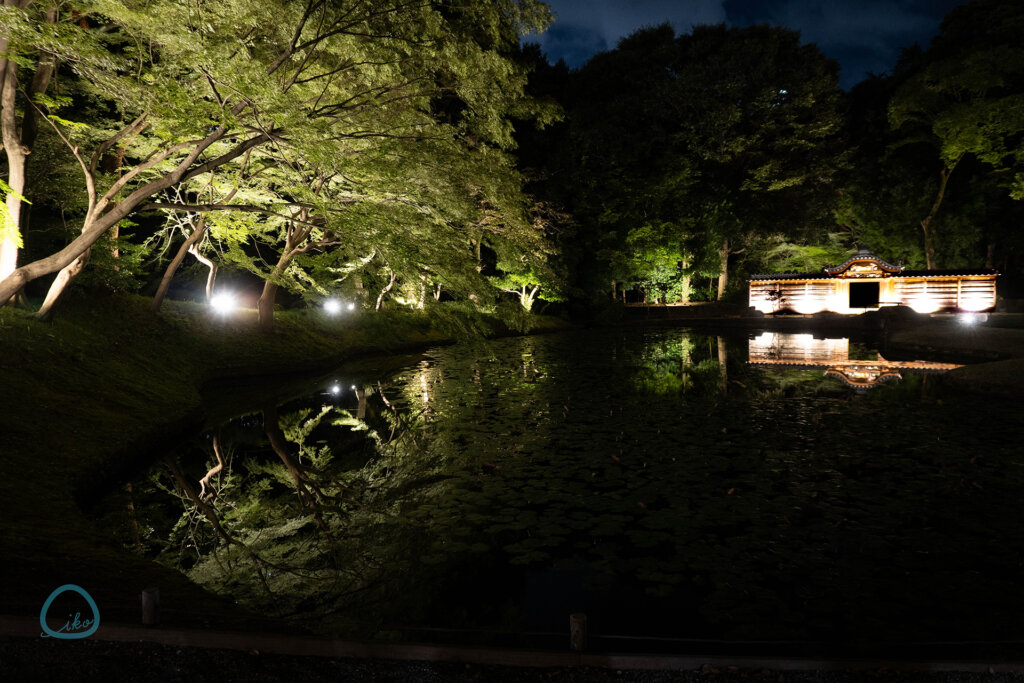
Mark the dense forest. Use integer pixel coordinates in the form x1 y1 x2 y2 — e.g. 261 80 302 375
1 0 1022 322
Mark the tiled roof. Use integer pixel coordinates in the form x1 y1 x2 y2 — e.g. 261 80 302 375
748 272 832 281
896 269 999 277
749 268 999 281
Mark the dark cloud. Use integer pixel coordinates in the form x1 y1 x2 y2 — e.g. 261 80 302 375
533 0 971 88
534 23 611 68
723 0 968 87
532 0 727 67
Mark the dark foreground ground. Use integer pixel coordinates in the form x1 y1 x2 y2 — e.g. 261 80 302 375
3 637 1023 683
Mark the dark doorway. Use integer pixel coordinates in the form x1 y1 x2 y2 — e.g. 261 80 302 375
849 282 880 308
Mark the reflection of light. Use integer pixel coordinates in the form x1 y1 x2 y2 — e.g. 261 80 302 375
210 292 237 314
908 297 940 314
959 295 993 312
330 384 341 395
959 313 986 326
750 332 849 364
324 299 342 315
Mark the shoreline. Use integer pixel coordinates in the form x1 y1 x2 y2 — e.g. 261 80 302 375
3 297 1022 677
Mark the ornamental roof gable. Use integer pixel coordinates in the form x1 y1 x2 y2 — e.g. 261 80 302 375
821 247 902 278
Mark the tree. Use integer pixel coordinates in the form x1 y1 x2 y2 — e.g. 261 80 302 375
0 1 59 288
887 0 1024 268
0 0 553 317
672 25 846 299
541 23 845 303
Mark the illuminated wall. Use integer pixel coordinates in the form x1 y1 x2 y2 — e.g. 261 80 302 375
750 270 997 315
892 276 997 313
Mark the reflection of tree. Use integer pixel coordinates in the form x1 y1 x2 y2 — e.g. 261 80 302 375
103 330 1024 643
165 453 274 596
263 402 330 532
629 333 725 395
198 432 225 503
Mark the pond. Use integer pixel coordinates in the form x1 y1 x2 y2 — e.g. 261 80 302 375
91 327 1024 653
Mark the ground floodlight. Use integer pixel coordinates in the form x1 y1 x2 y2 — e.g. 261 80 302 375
210 292 237 314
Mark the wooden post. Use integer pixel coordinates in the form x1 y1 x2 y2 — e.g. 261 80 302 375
356 387 366 420
569 613 587 651
141 587 160 626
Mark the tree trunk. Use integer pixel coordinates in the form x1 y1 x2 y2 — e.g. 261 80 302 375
416 277 426 309
257 221 310 331
356 387 367 420
717 336 728 393
257 251 290 331
920 217 937 271
1 48 27 285
919 160 961 270
257 278 281 331
0 1 48 288
375 268 396 311
35 248 90 320
198 433 225 502
679 259 690 303
985 242 996 270
524 284 539 311
152 218 208 311
188 244 218 300
716 239 729 301
611 280 617 300
263 401 328 531
353 273 364 303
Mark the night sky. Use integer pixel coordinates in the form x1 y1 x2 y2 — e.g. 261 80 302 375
531 0 972 89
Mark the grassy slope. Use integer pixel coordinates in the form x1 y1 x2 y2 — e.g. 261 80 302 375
0 294 565 632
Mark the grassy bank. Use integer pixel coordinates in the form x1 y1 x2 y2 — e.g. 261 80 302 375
0 294 567 632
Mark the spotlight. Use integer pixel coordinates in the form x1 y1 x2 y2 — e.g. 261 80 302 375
210 292 237 314
330 384 341 395
347 302 356 311
324 299 342 315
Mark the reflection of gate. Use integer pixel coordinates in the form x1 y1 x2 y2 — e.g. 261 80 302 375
849 282 879 308
747 332 962 389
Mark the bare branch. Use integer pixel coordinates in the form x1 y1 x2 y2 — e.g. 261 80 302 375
96 137 205 214
28 99 97 217
89 113 149 176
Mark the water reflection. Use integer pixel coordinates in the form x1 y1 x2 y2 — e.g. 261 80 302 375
748 332 962 389
93 328 1024 648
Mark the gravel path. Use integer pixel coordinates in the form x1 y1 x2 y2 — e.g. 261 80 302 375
3 637 1024 683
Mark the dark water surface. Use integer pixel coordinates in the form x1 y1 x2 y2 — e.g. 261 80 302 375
94 327 1024 651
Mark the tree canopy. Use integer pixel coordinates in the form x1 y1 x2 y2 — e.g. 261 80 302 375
2 0 1021 320
1 0 558 321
